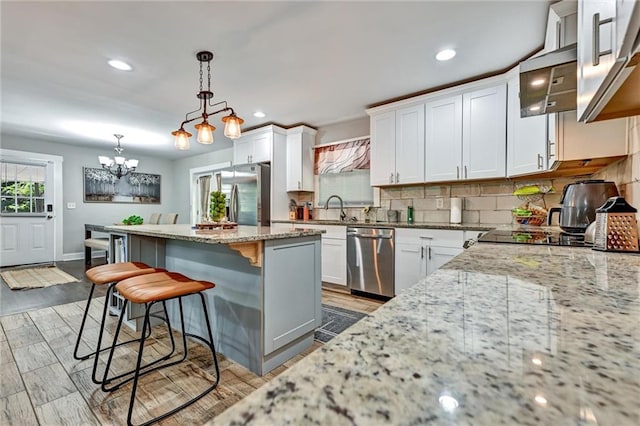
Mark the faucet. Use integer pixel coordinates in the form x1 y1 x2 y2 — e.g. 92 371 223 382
324 194 346 221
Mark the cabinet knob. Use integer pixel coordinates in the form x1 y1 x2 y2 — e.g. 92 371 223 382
537 154 543 170
298 181 301 190
464 165 468 179
389 173 394 184
456 166 460 179
396 172 399 183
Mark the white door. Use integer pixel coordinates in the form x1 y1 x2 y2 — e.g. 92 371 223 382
251 132 273 163
1 160 55 267
395 104 425 184
233 137 253 165
462 84 507 179
370 111 396 186
394 242 425 295
321 237 347 286
426 246 463 276
425 95 463 182
286 132 303 191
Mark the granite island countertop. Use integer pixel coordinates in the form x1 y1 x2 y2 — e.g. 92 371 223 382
272 219 496 231
210 243 640 425
104 224 323 245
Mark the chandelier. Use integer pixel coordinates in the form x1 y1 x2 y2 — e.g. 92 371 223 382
98 134 139 179
172 50 244 150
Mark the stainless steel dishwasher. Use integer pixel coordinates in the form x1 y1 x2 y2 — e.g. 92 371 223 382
347 227 394 298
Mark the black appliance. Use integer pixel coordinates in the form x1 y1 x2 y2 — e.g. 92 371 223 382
478 229 587 247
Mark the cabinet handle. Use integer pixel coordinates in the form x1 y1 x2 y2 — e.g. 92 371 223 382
298 181 301 190
421 246 424 259
537 154 543 170
389 172 394 184
396 172 399 183
592 13 613 67
464 165 468 179
456 166 460 179
428 246 432 260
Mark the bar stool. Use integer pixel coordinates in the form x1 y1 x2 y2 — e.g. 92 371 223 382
73 262 166 384
101 271 220 426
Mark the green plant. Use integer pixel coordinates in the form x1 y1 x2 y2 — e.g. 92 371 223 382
210 191 226 221
122 214 143 225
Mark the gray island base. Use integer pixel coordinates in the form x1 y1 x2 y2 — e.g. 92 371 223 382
104 224 323 376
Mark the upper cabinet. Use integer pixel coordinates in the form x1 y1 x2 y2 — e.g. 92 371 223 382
577 0 640 122
234 128 274 165
370 105 425 186
286 126 316 192
425 82 507 182
425 95 462 181
507 70 551 176
462 84 507 179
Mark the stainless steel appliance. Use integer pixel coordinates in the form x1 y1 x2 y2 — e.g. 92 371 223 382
547 180 619 234
215 163 270 226
347 227 394 298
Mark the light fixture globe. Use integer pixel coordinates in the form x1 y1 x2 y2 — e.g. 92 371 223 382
195 120 215 144
173 50 243 150
222 113 244 139
172 128 192 150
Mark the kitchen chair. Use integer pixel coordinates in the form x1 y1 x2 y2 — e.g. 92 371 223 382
73 262 166 385
162 213 178 224
148 213 161 224
101 271 220 426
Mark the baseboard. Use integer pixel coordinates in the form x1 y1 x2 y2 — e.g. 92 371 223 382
62 251 106 262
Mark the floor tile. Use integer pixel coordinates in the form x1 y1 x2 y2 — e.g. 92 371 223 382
12 341 57 373
0 313 34 332
0 326 6 342
52 301 85 318
34 391 100 426
22 362 77 407
0 360 24 399
4 325 43 350
0 340 13 365
28 307 67 332
0 391 38 426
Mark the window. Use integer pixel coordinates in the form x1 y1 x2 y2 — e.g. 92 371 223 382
1 161 46 214
314 137 373 207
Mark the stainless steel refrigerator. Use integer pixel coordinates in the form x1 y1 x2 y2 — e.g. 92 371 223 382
215 163 270 226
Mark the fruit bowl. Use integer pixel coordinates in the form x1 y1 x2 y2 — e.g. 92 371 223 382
513 214 546 226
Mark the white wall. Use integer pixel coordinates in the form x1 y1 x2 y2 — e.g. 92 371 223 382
171 147 234 223
316 116 370 144
0 134 175 257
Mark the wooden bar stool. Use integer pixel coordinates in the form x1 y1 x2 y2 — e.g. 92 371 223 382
101 271 220 426
73 262 166 384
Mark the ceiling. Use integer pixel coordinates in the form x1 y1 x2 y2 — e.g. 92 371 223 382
1 1 551 160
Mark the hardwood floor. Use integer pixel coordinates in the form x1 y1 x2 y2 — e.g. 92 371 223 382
0 268 384 425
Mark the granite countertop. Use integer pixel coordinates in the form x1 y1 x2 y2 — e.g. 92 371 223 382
272 219 496 231
104 224 323 244
211 243 640 425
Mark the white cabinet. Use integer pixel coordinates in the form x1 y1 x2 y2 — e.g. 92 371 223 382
462 84 507 179
394 228 464 295
286 224 347 286
370 104 425 186
286 126 316 192
425 95 463 181
425 82 507 182
234 130 273 165
506 70 550 176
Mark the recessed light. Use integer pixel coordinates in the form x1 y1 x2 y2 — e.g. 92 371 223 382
531 357 542 366
534 395 548 406
531 78 546 87
108 59 132 71
436 49 456 61
438 394 459 412
529 105 541 112
253 111 266 118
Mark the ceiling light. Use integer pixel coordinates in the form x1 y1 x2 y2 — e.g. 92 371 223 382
531 78 546 87
529 105 541 112
531 357 542 366
438 394 459 412
253 111 266 118
172 50 244 150
534 395 548 406
108 59 132 71
436 49 456 61
98 134 138 179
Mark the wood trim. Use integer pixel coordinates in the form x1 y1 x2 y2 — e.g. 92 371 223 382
228 241 263 267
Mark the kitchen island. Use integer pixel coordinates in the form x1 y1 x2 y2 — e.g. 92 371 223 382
211 242 639 425
104 224 323 376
